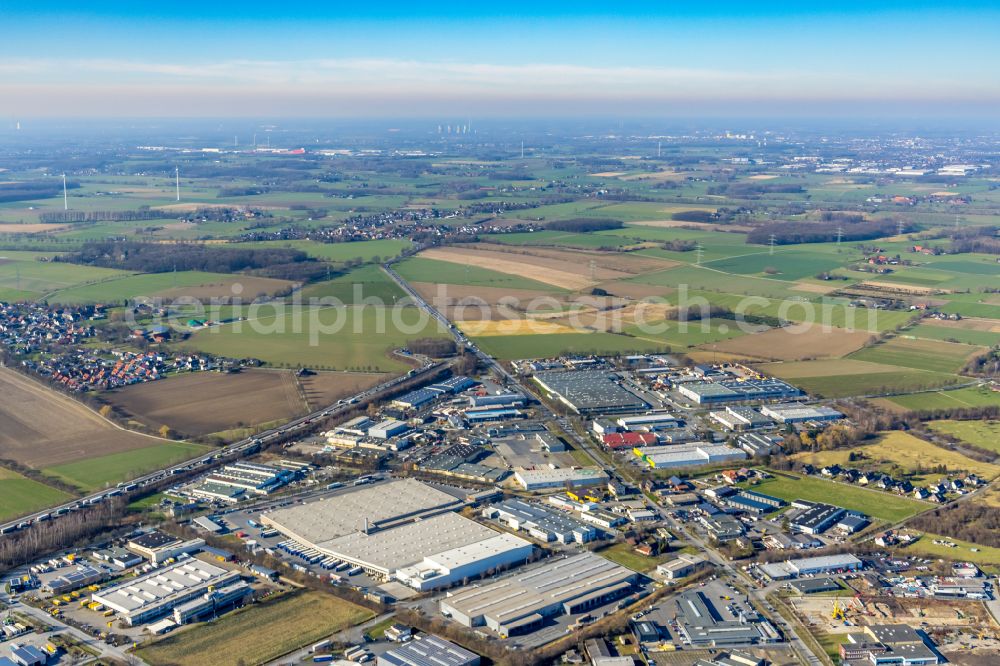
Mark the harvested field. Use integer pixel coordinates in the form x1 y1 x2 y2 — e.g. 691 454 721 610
474 242 677 275
920 317 1000 332
0 367 167 469
790 282 840 294
420 246 629 290
105 369 310 437
594 280 674 300
298 371 386 411
708 327 874 361
848 337 984 374
860 281 939 294
456 319 586 336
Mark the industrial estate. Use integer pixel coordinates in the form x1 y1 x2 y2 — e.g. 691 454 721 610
1 37 1000 666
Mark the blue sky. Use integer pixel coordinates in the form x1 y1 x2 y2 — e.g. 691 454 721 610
1 2 998 117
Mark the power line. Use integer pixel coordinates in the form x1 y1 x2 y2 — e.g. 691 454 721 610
768 234 777 256
695 243 704 265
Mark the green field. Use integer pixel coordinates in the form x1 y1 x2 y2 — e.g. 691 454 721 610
299 265 406 304
0 256 130 297
248 238 412 262
473 331 668 360
926 420 1000 454
47 270 269 304
904 534 1000 573
701 248 848 281
596 542 673 572
179 304 447 371
394 256 561 291
879 385 1000 411
848 337 982 374
743 472 926 522
761 359 961 398
623 319 750 348
906 323 1000 347
136 591 374 666
43 441 211 492
0 468 74 522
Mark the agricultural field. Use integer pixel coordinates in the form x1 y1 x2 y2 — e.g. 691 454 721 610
0 253 130 297
707 326 873 361
248 238 412 262
471 331 668 360
394 256 561 291
136 591 374 666
743 472 927 522
926 420 1000 454
0 468 74 522
847 337 984 374
48 270 294 305
299 264 406 304
759 358 961 398
873 385 1000 412
104 369 353 437
0 367 170 469
178 304 446 372
43 441 211 492
791 431 1000 485
905 320 1000 347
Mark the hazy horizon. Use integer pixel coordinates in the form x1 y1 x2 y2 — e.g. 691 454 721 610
2 2 998 119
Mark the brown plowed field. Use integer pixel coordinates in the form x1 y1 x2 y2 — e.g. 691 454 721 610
0 367 163 468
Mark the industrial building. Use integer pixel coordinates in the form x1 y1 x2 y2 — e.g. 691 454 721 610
759 554 864 580
440 553 638 637
790 502 858 535
261 479 533 589
657 553 707 580
760 403 843 424
92 559 243 626
602 432 657 449
470 393 526 409
484 499 596 544
369 419 411 439
42 564 106 594
673 591 779 647
534 370 648 415
172 579 252 624
634 444 747 469
677 379 801 405
709 407 773 431
513 467 608 491
378 635 480 666
127 530 206 565
203 461 295 496
616 414 678 431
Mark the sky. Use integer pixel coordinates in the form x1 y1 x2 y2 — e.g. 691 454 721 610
1 1 998 119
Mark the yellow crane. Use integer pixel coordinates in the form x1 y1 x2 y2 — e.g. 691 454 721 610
831 598 846 622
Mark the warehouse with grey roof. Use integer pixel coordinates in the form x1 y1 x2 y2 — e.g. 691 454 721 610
534 370 648 415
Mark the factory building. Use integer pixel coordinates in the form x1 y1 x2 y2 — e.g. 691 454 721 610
484 499 596 544
92 559 243 626
709 407 773 431
440 553 637 637
678 379 801 405
172 580 252 624
616 414 678 431
657 553 708 580
513 467 608 491
200 461 294 496
126 530 206 565
369 419 411 439
378 635 480 666
634 444 747 469
261 479 533 589
760 403 843 424
469 393 526 409
534 370 648 415
759 554 864 580
673 590 779 647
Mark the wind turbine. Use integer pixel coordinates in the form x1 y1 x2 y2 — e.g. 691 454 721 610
175 167 180 202
62 174 68 210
